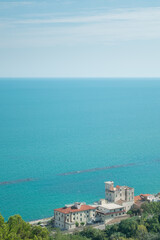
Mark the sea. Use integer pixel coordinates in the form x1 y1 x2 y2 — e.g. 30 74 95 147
0 78 160 221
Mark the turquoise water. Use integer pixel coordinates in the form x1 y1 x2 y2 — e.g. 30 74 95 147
0 79 160 221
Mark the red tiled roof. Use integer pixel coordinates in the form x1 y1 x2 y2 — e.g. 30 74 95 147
54 205 96 214
140 194 151 197
134 196 142 202
116 185 121 189
134 194 152 203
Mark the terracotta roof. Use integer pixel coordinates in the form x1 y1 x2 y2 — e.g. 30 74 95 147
140 194 151 197
134 194 152 203
116 185 121 189
54 205 96 214
134 196 142 202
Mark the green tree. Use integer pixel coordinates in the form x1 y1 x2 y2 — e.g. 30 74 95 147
81 222 85 226
75 222 79 227
109 231 126 240
105 224 119 237
80 226 106 240
145 215 160 233
118 218 138 237
136 225 148 240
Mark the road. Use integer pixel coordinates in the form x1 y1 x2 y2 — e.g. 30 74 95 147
93 224 105 230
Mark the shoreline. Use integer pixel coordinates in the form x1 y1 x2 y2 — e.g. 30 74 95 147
28 191 160 226
29 217 53 225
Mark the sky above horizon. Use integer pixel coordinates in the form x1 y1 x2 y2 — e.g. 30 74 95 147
0 0 160 78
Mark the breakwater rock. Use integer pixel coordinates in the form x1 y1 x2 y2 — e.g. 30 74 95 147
0 178 35 186
58 163 136 176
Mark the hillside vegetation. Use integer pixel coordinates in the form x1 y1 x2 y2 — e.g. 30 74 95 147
0 214 50 240
1 202 160 240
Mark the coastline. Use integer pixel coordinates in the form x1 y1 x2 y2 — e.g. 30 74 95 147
29 217 53 226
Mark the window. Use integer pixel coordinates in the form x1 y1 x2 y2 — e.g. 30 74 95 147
80 218 82 221
73 217 75 220
80 213 82 216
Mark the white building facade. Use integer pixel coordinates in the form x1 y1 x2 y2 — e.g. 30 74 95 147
105 181 134 212
94 199 126 224
54 202 96 230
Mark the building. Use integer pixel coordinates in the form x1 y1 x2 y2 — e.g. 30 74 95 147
105 181 134 211
54 202 96 230
134 194 160 206
93 199 126 224
54 181 135 230
155 193 160 201
140 194 152 201
134 195 145 209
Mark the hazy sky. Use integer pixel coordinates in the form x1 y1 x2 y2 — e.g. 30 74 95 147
0 0 160 78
